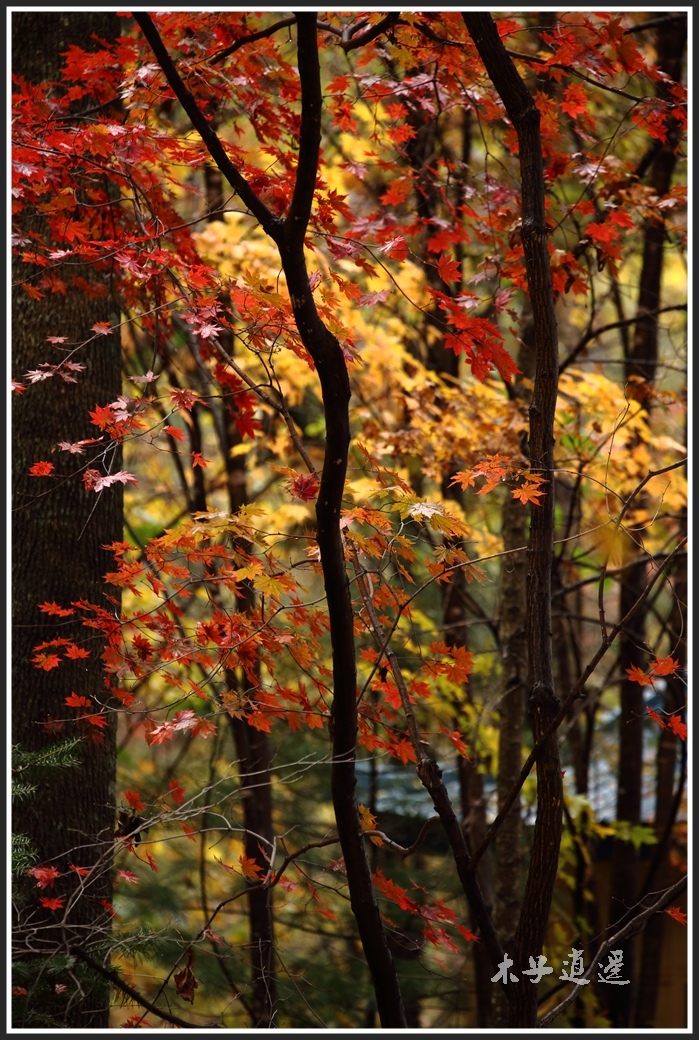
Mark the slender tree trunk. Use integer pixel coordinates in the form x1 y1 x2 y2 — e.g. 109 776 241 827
607 17 686 1027
11 12 122 1028
463 14 563 1027
204 165 278 1028
490 324 534 1026
223 390 277 1029
132 13 407 1025
634 559 686 1026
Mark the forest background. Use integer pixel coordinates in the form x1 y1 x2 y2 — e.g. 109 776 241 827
10 7 688 1032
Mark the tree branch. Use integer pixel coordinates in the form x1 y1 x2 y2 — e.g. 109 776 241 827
209 16 296 65
559 305 687 374
537 877 687 1027
350 548 507 979
132 13 283 241
472 535 687 869
70 945 210 1029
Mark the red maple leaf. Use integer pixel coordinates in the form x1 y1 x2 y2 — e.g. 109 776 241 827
116 869 140 884
646 706 666 729
171 387 202 412
560 82 589 119
380 178 412 207
455 922 480 943
29 461 55 477
145 851 159 872
65 644 90 660
436 254 461 284
665 906 687 925
27 865 61 888
40 896 65 911
124 789 146 812
373 868 419 913
65 692 92 708
89 403 115 429
38 601 74 617
287 472 320 501
169 777 186 805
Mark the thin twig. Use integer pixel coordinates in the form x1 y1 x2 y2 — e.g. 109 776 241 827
69 946 210 1029
538 876 687 1027
471 535 687 868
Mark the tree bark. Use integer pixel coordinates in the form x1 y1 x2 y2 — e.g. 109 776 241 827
462 14 563 1028
607 16 686 1027
11 12 122 1028
132 11 407 1027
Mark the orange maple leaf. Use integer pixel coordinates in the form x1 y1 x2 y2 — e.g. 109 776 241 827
650 655 680 677
32 652 61 671
239 854 265 881
511 482 546 505
626 664 653 686
65 644 90 660
667 714 687 741
665 906 687 925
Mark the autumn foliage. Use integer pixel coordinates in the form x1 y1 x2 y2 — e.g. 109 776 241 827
12 10 686 1030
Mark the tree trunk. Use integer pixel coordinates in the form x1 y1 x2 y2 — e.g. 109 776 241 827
11 13 122 1028
132 12 407 1025
606 16 686 1027
463 14 563 1027
490 324 534 1026
203 166 278 1028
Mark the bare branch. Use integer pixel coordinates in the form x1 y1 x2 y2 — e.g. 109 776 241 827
472 535 687 868
70 945 209 1029
538 877 687 1027
209 16 296 65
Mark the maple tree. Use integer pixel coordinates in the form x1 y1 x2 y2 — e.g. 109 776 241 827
11 10 687 1030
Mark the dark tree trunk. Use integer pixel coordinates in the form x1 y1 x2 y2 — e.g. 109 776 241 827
463 14 563 1028
606 16 686 1028
634 558 686 1026
224 374 277 1028
132 12 407 1026
11 12 122 1028
490 323 534 1026
202 165 278 1028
